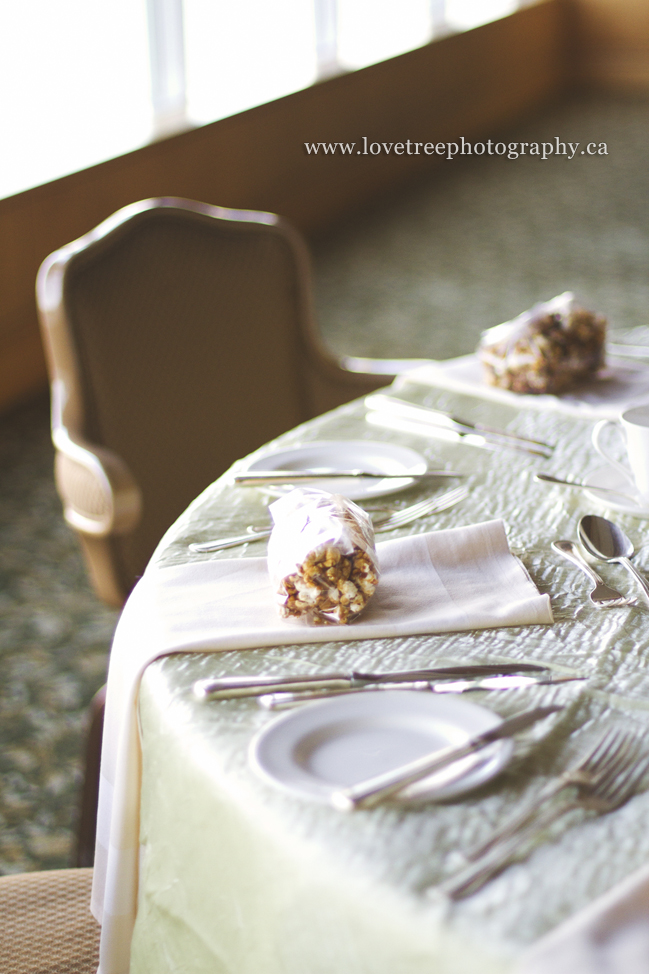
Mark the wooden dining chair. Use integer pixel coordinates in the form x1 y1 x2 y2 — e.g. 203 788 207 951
36 197 408 609
0 868 99 973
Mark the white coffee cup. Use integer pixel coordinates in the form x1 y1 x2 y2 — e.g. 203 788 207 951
592 404 649 500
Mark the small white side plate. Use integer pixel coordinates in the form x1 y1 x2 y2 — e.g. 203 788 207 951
249 690 513 804
583 465 649 519
241 440 427 500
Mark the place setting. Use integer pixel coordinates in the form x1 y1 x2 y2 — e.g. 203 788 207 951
188 399 558 556
390 292 649 422
230 439 433 498
194 645 649 903
189 438 469 553
195 658 582 809
185 488 574 832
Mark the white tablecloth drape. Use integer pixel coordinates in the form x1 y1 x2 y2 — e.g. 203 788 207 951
91 518 553 974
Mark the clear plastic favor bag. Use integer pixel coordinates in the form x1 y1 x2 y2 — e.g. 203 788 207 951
478 292 606 395
268 488 380 625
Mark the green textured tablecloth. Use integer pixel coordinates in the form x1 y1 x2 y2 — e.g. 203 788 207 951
130 378 649 974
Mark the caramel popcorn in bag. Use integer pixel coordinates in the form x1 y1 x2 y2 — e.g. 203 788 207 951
478 292 606 395
268 488 380 625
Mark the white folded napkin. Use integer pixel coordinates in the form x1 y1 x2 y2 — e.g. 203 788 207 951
91 518 552 974
395 355 649 419
516 860 649 974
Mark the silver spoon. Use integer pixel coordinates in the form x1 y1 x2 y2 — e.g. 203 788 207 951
551 540 633 607
578 515 649 605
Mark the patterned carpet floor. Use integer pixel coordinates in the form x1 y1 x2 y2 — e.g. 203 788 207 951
0 91 647 873
313 92 649 361
0 397 118 873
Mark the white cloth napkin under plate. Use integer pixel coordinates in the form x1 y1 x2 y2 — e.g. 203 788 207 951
91 518 552 974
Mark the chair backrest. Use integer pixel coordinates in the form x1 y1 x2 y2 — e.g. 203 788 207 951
37 198 381 604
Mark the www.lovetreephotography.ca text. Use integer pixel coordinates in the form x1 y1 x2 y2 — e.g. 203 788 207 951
304 137 609 160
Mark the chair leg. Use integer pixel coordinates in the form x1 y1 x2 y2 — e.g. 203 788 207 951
75 684 106 868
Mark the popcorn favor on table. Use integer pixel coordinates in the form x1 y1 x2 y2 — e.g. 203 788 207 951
478 292 607 395
268 488 380 625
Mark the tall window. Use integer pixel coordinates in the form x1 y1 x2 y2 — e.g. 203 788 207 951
0 0 151 199
336 0 432 70
0 0 525 200
183 0 318 126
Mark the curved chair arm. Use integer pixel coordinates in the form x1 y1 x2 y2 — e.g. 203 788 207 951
38 253 143 541
338 355 432 377
52 424 142 538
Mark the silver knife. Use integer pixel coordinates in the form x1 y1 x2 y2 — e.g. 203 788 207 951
366 411 504 453
330 704 564 811
365 411 551 459
536 473 638 503
259 673 584 709
608 343 649 359
193 663 551 700
233 469 461 485
365 394 554 457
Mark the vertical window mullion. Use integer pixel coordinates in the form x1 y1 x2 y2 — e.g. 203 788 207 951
430 0 447 36
314 0 342 78
147 0 189 137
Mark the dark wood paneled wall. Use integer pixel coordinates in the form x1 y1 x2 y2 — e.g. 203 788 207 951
0 0 573 415
574 0 649 88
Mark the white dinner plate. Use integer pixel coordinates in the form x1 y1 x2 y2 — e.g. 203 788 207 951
583 465 649 519
241 440 427 500
249 690 513 804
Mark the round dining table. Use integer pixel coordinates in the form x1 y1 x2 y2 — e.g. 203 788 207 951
92 359 649 974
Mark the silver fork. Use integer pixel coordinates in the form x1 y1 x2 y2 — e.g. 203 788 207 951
465 729 634 862
439 733 649 900
552 540 634 607
188 485 469 552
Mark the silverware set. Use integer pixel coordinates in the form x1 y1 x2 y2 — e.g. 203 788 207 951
553 514 649 607
552 540 633 607
196 666 586 827
437 728 649 899
579 514 649 604
257 672 581 710
365 394 554 458
195 663 582 704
